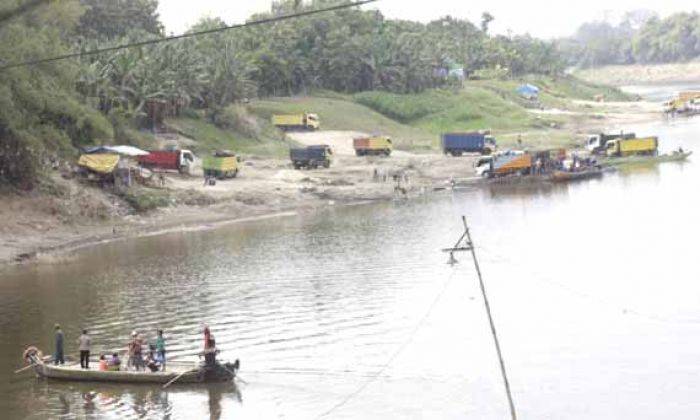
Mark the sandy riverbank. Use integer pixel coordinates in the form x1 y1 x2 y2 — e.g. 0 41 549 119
574 62 700 86
0 101 662 267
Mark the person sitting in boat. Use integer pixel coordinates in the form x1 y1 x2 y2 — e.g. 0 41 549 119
107 353 121 371
144 352 160 372
98 354 108 371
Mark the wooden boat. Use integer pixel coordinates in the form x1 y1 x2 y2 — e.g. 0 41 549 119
599 151 692 167
23 348 239 385
550 168 603 182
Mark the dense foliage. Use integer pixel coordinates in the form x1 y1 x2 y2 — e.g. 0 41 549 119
561 10 700 67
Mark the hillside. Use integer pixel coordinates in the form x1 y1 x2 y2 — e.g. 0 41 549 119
241 75 634 152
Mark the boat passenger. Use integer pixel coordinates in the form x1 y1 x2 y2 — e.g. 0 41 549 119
144 353 159 372
78 329 91 369
107 353 121 371
155 329 166 370
128 331 144 371
54 324 65 365
203 337 218 366
98 355 108 371
203 325 211 350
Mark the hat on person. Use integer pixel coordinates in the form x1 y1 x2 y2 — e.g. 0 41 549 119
131 331 137 337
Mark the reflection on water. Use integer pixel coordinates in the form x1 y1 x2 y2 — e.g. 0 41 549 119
2 97 700 419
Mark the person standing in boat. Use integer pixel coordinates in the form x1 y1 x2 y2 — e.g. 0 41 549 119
77 329 91 369
128 331 144 371
203 325 211 349
54 324 65 365
155 329 166 370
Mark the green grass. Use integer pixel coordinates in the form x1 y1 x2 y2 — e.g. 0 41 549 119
169 74 629 154
165 114 292 158
248 96 435 151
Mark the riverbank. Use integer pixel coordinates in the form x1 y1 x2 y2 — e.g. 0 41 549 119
574 62 700 86
0 97 663 267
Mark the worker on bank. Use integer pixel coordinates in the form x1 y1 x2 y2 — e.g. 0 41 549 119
54 324 65 365
78 329 91 369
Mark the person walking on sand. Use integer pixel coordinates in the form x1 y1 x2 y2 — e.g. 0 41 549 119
54 324 65 365
155 329 166 370
78 329 91 369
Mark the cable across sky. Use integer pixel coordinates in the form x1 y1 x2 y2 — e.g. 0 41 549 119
0 0 378 71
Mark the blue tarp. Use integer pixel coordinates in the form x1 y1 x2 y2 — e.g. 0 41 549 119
516 84 539 98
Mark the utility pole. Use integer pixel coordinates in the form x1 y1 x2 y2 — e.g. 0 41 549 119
442 216 518 420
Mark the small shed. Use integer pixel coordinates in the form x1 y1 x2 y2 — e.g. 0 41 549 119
516 84 540 100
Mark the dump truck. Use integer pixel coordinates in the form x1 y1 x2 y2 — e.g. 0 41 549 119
605 136 658 157
202 151 240 179
290 145 333 169
272 113 320 131
138 149 195 174
586 132 635 154
664 91 700 115
441 132 496 156
475 152 532 178
353 135 392 156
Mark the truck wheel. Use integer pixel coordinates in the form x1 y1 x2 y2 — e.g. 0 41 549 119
384 149 391 157
323 161 330 168
451 151 463 157
482 148 492 155
355 150 363 157
232 169 238 178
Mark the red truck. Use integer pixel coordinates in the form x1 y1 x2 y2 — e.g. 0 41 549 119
138 150 195 174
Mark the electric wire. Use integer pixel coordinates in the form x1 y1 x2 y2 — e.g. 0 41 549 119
475 244 700 326
315 265 459 419
0 0 378 71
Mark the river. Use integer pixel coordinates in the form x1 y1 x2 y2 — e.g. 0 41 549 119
1 84 700 419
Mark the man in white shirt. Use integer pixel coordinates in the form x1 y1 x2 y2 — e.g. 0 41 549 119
78 329 91 369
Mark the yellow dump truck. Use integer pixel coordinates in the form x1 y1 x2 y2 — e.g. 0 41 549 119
271 113 320 131
605 136 658 157
353 135 393 156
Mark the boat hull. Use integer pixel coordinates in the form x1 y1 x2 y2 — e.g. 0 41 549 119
34 361 235 384
551 169 603 182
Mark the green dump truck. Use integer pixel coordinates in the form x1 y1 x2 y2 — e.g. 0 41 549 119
203 151 240 179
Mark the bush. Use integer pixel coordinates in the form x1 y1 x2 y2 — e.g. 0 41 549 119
210 104 263 139
120 188 173 213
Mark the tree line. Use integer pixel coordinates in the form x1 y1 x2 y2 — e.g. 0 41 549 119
560 10 700 67
0 0 565 189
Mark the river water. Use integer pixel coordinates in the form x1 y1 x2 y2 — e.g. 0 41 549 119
2 85 700 419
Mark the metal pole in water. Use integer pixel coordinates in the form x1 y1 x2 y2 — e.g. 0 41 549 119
443 216 518 420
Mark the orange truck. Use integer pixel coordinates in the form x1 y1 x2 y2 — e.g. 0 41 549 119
353 135 393 156
475 152 532 177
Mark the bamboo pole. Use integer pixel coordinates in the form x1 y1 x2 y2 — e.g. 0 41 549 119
461 216 518 420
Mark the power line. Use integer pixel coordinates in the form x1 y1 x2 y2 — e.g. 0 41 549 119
315 266 459 419
0 0 378 71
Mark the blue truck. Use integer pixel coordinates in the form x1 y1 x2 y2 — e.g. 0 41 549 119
441 132 496 156
290 145 333 169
